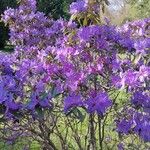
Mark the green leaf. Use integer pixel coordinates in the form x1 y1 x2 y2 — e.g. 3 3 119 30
72 108 86 122
35 106 44 119
83 17 88 26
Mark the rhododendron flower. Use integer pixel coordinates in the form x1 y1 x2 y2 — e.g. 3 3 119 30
131 92 143 107
131 92 150 108
134 39 147 54
20 0 37 12
1 8 16 23
0 82 8 104
139 65 150 82
6 100 21 111
140 123 150 142
27 93 38 110
116 119 132 134
86 92 112 115
27 92 52 110
111 75 122 88
134 114 150 142
121 70 139 88
78 27 91 42
64 94 83 113
70 0 87 14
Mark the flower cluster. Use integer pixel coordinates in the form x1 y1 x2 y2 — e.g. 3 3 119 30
70 0 88 14
0 0 64 120
0 0 150 146
115 18 150 143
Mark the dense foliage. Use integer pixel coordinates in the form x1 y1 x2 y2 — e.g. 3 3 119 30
0 0 150 149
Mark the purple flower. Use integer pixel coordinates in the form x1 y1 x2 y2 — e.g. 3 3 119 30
6 101 21 111
140 123 150 142
134 114 150 142
39 93 52 108
116 119 132 134
111 75 122 88
134 39 150 54
86 92 112 115
1 8 15 23
89 25 101 36
26 93 38 110
96 38 108 50
39 99 50 108
112 60 121 71
78 27 91 42
70 0 87 14
139 65 150 82
27 92 52 110
27 100 38 110
1 63 14 76
64 94 83 113
121 70 139 88
131 92 146 107
67 21 77 29
5 94 21 110
20 0 37 12
0 82 7 104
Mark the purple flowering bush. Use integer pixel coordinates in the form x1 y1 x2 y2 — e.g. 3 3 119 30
0 0 150 149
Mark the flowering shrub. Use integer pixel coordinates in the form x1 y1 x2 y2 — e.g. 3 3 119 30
0 0 150 149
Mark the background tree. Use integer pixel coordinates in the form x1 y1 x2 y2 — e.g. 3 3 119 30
126 0 150 18
108 0 150 25
37 0 75 19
